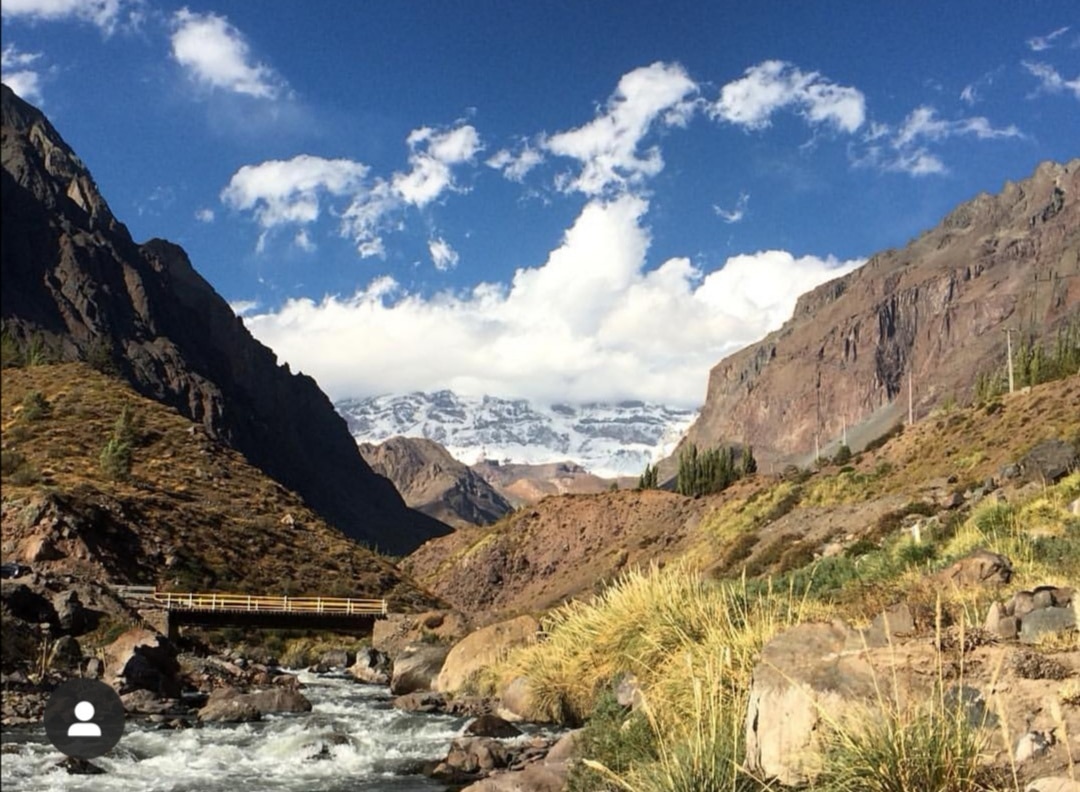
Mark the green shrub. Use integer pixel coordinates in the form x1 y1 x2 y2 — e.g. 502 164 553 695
567 692 656 792
832 444 853 465
99 437 132 481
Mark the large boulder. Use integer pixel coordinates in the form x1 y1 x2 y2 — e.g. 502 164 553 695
348 646 391 685
936 549 1013 588
390 643 450 695
104 628 180 697
2 584 57 625
197 686 311 723
1020 439 1079 484
744 620 932 787
51 590 92 634
373 610 471 659
435 615 540 695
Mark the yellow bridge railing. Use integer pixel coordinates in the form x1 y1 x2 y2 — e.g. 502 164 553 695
140 590 387 616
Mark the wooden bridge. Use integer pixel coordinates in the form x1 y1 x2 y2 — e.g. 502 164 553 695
116 587 388 636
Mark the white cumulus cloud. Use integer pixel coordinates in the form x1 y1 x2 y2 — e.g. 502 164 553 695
712 60 866 133
545 61 699 196
221 154 370 228
241 195 861 406
1 0 131 32
1 44 44 104
171 8 284 99
393 123 481 207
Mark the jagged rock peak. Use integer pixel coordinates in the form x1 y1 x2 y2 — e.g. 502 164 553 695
1 84 119 234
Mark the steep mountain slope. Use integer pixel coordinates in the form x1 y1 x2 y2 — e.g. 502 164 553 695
675 159 1079 467
0 85 448 555
0 363 441 610
404 376 1079 618
359 436 513 528
337 391 696 477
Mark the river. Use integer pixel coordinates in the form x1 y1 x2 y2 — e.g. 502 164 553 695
0 672 473 791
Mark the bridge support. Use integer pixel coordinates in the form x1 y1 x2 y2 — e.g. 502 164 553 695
139 609 177 642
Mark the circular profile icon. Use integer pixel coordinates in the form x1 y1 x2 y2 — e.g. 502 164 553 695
43 678 125 759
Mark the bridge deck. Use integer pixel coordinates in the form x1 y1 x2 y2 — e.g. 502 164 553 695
117 587 387 617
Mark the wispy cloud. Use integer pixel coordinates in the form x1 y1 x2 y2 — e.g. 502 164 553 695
854 105 1022 176
714 191 749 224
711 60 866 134
1 44 44 104
1026 26 1070 52
428 237 459 271
1023 61 1080 101
487 143 544 182
170 8 285 99
194 207 215 223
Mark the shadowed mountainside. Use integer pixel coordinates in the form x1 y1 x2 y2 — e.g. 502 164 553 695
0 85 449 555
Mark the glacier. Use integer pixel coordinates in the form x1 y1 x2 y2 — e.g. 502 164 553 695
335 391 697 478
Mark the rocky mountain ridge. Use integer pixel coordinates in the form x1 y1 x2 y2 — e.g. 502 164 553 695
359 437 513 528
0 85 448 555
673 158 1080 468
337 390 696 478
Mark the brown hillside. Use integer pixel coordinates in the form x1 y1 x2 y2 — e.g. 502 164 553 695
359 436 512 528
672 159 1079 469
0 363 441 611
405 376 1079 619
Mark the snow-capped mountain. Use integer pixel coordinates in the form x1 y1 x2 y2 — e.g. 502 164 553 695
336 391 697 478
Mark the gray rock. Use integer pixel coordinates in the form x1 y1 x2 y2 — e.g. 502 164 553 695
1025 778 1080 792
51 590 90 634
104 628 180 697
197 688 261 723
865 604 915 646
465 715 522 739
317 649 353 669
1021 439 1079 484
1015 730 1055 763
348 646 390 685
615 672 643 709
1009 590 1037 618
1019 606 1077 645
389 643 450 696
47 635 83 670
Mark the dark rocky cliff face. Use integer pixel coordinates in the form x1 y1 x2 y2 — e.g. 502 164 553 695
675 158 1080 467
0 85 449 555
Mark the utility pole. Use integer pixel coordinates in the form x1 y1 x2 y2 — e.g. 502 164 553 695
842 417 847 447
907 370 913 425
1004 328 1015 394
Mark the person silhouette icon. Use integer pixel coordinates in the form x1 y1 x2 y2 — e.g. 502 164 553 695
67 701 102 738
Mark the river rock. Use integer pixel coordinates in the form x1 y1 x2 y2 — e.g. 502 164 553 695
120 689 176 715
436 737 511 778
348 646 391 685
59 757 105 775
389 643 450 695
197 687 262 723
465 714 522 738
245 687 312 714
47 635 83 670
105 628 180 697
497 676 536 722
435 615 540 695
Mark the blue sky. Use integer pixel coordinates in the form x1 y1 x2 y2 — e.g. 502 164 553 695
2 1 1077 407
